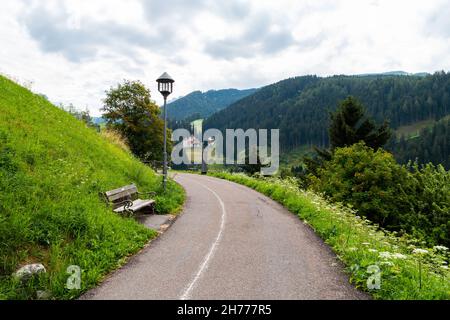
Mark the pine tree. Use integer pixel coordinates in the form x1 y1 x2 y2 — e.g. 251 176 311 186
329 96 391 150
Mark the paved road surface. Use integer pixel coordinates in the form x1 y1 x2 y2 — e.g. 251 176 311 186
82 173 367 300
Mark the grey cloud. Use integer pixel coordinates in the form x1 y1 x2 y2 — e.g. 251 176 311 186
142 0 250 22
21 2 184 63
144 0 207 18
204 13 295 60
22 0 252 64
20 0 329 65
211 1 251 20
297 33 328 50
205 39 255 60
263 30 295 54
426 3 450 38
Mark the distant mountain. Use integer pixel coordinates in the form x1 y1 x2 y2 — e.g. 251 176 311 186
356 71 431 77
166 88 258 121
92 117 106 125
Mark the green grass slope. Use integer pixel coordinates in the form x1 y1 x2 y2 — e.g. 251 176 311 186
0 76 184 299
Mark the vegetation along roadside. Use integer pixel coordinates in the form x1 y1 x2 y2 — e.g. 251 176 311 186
209 171 450 300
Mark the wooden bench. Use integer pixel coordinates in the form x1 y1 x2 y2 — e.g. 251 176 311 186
102 184 156 215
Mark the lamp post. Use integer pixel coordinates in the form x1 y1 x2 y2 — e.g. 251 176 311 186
156 72 174 192
191 122 195 168
201 140 208 175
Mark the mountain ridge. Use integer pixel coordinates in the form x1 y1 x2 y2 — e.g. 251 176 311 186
166 87 258 121
204 72 450 160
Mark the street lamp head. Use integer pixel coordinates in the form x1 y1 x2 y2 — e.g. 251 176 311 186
156 72 175 98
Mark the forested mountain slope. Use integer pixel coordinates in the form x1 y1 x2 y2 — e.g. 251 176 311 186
167 88 258 121
204 72 450 153
387 117 450 168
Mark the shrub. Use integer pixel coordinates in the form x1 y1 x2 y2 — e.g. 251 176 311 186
403 163 450 246
312 143 450 246
312 143 410 229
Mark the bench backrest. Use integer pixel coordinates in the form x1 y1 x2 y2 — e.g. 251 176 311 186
104 184 138 208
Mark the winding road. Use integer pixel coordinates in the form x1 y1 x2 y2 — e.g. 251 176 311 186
82 173 367 300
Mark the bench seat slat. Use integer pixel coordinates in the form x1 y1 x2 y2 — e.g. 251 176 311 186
113 199 156 213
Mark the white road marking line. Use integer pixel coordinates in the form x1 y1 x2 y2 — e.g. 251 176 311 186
179 177 227 300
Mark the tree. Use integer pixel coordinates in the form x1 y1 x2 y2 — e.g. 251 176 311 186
61 104 100 131
102 80 170 161
329 96 391 150
298 97 391 185
79 109 100 131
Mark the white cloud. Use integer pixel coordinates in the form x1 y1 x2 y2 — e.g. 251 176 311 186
0 0 449 116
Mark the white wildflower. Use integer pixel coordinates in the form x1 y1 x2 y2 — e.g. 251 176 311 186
379 252 393 259
391 253 407 260
412 248 428 255
380 261 394 267
433 245 449 252
368 249 378 253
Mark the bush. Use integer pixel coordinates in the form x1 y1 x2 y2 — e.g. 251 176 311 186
312 143 410 229
404 163 450 246
312 143 450 246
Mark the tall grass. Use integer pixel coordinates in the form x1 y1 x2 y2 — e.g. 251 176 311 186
0 76 185 299
100 128 130 153
210 172 450 300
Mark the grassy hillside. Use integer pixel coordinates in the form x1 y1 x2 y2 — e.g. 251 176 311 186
394 119 437 139
0 76 184 299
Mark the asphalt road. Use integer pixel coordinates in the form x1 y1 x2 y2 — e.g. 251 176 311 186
82 173 367 300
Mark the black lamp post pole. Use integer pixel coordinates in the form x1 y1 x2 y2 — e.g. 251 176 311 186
156 72 174 193
201 140 208 175
191 123 195 167
163 94 168 192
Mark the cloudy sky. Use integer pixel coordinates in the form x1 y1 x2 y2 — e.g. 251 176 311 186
1 0 449 115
